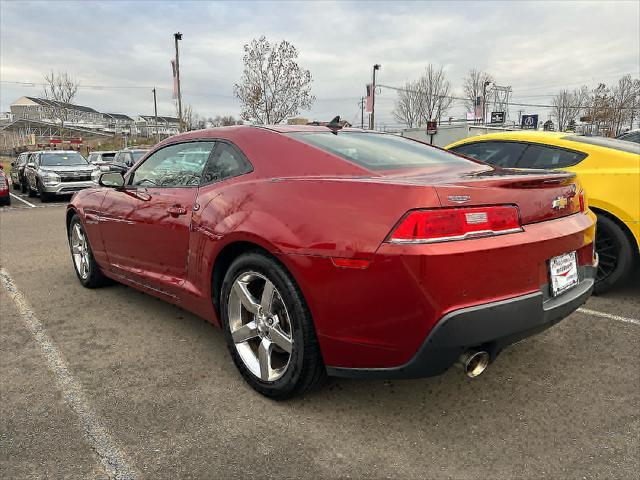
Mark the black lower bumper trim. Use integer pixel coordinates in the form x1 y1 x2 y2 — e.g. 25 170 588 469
327 265 595 379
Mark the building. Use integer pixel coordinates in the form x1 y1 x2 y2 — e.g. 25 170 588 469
134 115 180 137
102 113 135 134
10 96 104 128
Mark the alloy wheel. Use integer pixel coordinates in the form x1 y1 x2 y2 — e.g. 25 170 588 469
595 223 619 283
228 271 293 382
71 223 90 280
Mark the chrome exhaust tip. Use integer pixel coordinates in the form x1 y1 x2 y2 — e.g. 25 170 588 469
458 350 490 378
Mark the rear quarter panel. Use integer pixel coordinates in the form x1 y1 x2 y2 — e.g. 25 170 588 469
566 148 640 249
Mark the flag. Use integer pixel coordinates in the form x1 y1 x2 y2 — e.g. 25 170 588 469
365 84 373 113
474 96 482 120
171 60 178 99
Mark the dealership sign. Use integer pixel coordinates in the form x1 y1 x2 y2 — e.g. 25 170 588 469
521 114 539 130
490 111 505 124
426 121 437 135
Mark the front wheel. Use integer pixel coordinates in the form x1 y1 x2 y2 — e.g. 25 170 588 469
594 214 635 294
68 215 109 288
37 181 53 202
220 251 326 399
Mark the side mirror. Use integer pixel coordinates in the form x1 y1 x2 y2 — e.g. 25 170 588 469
26 162 35 168
99 172 125 188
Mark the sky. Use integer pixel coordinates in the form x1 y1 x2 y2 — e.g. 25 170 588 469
1 0 639 128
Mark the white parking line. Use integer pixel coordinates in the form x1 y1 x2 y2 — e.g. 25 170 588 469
0 268 138 480
9 192 36 207
577 307 640 326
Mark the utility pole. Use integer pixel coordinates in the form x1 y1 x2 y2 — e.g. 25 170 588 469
174 32 183 132
152 87 159 142
370 64 381 130
358 97 365 129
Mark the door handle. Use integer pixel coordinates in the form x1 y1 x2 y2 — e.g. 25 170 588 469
167 204 188 217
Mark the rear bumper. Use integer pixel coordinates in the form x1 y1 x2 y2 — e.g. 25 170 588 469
327 265 595 379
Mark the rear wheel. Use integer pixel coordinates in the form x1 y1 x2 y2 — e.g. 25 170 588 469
594 214 634 294
27 178 36 197
220 251 326 399
20 178 28 194
68 215 109 288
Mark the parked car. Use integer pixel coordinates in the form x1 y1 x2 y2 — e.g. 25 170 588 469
446 131 639 293
67 126 597 398
87 151 117 167
9 151 30 192
616 129 640 144
0 166 10 206
24 150 98 202
113 148 149 169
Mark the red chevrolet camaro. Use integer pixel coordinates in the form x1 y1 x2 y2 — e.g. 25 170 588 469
67 125 597 398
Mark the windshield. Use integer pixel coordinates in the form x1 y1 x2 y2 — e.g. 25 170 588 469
131 151 147 161
289 131 472 170
40 152 88 166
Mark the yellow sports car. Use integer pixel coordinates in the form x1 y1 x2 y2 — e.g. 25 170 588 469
446 131 639 293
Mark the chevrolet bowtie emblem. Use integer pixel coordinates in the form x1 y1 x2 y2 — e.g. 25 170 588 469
552 196 569 210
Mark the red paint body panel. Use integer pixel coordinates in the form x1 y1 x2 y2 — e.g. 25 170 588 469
68 126 596 371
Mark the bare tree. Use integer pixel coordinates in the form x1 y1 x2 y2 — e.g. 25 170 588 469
234 36 315 124
462 68 493 115
552 86 588 131
609 75 640 135
41 70 79 138
392 81 422 128
392 65 454 127
181 104 205 131
209 115 238 127
416 64 455 123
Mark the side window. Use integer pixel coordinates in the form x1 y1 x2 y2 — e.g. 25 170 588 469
130 141 215 187
517 145 586 169
201 142 253 185
451 141 526 168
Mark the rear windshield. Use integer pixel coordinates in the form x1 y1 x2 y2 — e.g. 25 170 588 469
563 135 640 154
41 152 88 166
289 132 472 170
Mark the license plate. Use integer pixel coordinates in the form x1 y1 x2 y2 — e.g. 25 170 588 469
549 251 579 296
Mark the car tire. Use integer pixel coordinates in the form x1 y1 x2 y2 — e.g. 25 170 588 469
27 179 37 197
594 213 635 294
220 251 326 399
21 178 28 194
12 180 20 190
0 195 10 206
37 181 53 202
68 214 110 288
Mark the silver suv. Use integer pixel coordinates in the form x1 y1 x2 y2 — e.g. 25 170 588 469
24 150 98 202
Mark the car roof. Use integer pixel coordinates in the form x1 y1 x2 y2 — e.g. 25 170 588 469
90 151 118 154
446 130 640 156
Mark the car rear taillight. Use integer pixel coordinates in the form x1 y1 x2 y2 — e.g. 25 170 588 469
388 205 522 244
578 190 587 213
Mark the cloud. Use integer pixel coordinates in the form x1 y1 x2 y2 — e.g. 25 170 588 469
1 0 638 126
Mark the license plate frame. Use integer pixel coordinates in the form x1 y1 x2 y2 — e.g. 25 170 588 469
549 251 579 297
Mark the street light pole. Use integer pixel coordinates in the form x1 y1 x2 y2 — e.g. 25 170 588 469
370 64 381 130
152 87 159 142
174 32 183 132
359 97 365 129
482 81 491 125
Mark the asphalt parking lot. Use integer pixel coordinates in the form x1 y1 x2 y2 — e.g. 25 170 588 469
1 203 638 479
